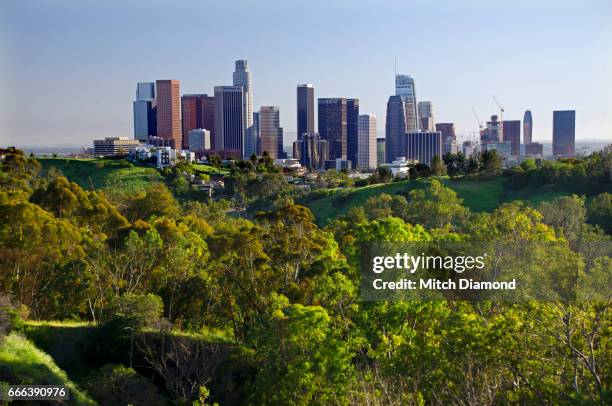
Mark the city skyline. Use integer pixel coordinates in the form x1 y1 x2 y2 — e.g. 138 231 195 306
1 0 611 147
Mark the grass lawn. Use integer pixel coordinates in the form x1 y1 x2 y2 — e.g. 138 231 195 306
0 333 95 405
305 177 569 226
192 163 230 175
38 158 163 195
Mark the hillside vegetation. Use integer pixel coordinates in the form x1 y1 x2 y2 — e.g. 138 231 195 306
0 333 95 405
304 177 568 225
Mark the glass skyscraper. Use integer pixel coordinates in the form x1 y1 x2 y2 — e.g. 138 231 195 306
553 110 576 156
297 84 315 140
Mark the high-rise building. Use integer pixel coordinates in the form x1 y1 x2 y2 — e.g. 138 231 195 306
214 86 244 153
503 120 521 155
233 60 255 157
253 111 260 155
385 95 408 163
525 142 543 156
523 110 533 145
357 114 377 170
346 99 359 168
297 84 315 140
394 74 418 131
293 132 328 169
156 80 181 148
406 131 443 167
481 114 502 144
181 94 215 150
436 123 456 155
377 138 386 167
133 82 156 142
259 106 283 159
318 98 347 160
417 101 435 131
553 110 575 156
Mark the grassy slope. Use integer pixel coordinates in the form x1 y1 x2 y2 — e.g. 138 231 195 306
0 333 95 405
38 158 163 194
305 177 568 226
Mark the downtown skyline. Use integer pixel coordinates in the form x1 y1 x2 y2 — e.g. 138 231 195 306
1 0 611 147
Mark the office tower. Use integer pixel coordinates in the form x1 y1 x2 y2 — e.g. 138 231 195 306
394 74 418 131
436 123 456 155
418 101 435 131
293 133 328 169
133 82 156 142
297 84 315 140
502 120 521 155
156 80 181 148
214 86 244 153
406 131 443 167
377 138 386 167
259 106 283 159
318 98 347 160
553 110 575 156
233 60 255 157
357 114 377 170
385 95 408 163
188 129 211 151
481 115 502 144
346 98 359 168
181 94 215 150
253 111 260 155
523 110 532 145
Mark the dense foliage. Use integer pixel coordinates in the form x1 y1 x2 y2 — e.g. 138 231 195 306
1 147 611 405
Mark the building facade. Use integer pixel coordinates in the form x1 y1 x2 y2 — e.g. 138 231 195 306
357 114 377 170
417 101 435 131
377 138 386 167
318 98 347 160
293 132 328 170
481 114 502 144
93 137 140 157
346 98 359 168
553 110 576 156
525 142 543 156
385 95 408 163
133 82 156 142
214 86 244 153
188 129 211 151
156 80 181 148
297 84 315 140
406 131 443 167
259 106 283 159
395 74 418 131
503 120 521 155
523 110 533 146
436 122 456 155
233 60 255 157
181 94 215 150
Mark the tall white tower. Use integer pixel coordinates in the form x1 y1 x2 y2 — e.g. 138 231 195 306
233 60 255 157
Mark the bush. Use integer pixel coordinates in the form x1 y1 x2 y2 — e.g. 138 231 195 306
85 364 164 406
107 293 164 328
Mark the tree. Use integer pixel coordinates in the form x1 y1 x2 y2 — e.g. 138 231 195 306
404 179 468 230
479 149 502 176
587 192 612 234
538 195 587 241
430 155 447 176
85 364 164 406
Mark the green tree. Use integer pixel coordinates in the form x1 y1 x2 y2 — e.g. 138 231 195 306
430 155 447 176
587 192 612 234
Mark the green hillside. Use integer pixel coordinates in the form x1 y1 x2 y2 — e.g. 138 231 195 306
304 177 569 226
0 333 95 405
38 158 163 195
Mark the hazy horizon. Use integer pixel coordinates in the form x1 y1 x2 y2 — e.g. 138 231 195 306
1 0 611 147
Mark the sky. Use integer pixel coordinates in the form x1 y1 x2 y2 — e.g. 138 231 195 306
1 0 611 147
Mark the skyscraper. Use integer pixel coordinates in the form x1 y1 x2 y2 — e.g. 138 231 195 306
523 110 533 145
553 110 576 156
297 84 315 140
156 80 181 148
253 111 260 155
377 138 386 167
357 114 377 170
481 115 502 144
385 95 408 163
133 82 156 142
436 123 457 155
417 101 435 131
394 74 418 131
233 60 255 157
259 106 283 159
346 99 359 168
181 94 215 150
406 131 443 167
502 120 521 155
214 86 244 153
293 133 328 170
318 98 347 160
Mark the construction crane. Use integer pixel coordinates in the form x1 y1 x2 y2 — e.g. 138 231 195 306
471 107 483 131
493 96 504 141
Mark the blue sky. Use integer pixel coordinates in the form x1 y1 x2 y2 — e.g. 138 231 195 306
1 0 611 146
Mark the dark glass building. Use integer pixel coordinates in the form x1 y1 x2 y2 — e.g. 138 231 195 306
553 110 575 156
214 86 244 153
318 98 347 160
406 131 443 167
502 120 521 155
346 98 359 169
385 95 408 163
297 84 315 140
